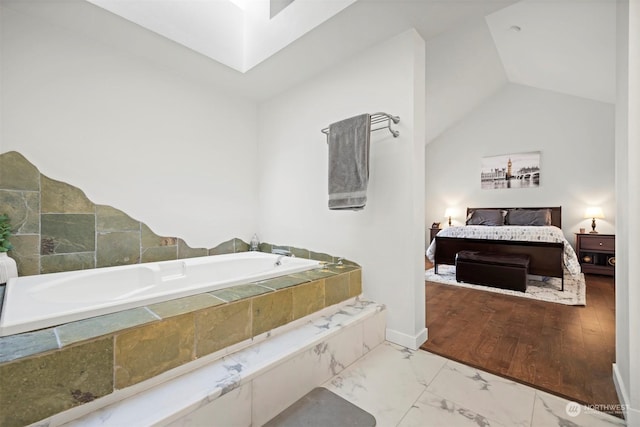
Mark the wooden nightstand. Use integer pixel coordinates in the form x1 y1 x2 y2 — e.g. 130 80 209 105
575 233 615 276
429 227 441 243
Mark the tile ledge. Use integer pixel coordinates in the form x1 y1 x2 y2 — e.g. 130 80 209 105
37 297 385 427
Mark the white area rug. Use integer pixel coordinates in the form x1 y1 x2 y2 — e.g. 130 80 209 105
425 265 586 306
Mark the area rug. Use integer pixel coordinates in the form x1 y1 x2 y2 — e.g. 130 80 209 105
425 265 585 306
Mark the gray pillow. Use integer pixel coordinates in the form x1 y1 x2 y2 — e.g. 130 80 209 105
505 209 552 226
466 209 504 226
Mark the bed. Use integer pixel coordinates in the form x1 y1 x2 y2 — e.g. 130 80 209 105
426 207 581 289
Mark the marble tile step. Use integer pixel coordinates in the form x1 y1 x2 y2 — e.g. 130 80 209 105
264 387 376 427
48 297 385 427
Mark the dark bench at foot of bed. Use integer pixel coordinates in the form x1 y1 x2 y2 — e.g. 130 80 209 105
455 251 530 292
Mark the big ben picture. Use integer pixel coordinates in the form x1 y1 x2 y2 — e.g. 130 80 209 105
481 151 540 190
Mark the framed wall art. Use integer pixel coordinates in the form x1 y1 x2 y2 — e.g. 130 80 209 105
481 151 540 190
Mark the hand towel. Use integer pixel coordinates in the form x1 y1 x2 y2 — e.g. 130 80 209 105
328 113 371 210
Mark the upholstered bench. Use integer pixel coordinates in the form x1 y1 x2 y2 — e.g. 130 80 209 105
455 251 530 292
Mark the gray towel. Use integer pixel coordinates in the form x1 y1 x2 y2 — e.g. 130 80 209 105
328 114 371 210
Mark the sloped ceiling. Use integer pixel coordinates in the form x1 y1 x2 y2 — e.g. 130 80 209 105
486 0 616 104
3 0 518 101
4 0 616 129
86 0 357 72
425 0 617 142
426 16 508 143
78 0 617 143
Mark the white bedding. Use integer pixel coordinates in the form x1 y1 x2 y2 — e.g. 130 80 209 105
426 225 581 276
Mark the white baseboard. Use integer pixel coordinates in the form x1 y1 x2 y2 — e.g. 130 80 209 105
612 363 628 413
385 327 428 350
612 363 640 425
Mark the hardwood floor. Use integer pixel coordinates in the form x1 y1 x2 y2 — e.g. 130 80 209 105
421 262 620 416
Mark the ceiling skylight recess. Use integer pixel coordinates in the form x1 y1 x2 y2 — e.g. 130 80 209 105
270 0 295 18
87 0 356 73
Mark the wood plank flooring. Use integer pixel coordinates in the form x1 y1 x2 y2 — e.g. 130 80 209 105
421 262 620 416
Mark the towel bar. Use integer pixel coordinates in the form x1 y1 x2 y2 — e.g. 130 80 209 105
321 112 400 140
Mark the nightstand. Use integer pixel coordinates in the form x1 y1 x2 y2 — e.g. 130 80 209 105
575 233 615 276
429 227 441 243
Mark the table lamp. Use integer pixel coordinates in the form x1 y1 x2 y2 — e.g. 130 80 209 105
584 207 604 234
444 208 456 227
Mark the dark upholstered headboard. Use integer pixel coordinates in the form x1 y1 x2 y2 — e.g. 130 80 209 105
466 207 562 228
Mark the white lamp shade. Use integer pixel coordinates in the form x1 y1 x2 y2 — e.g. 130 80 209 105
584 207 605 219
444 208 457 218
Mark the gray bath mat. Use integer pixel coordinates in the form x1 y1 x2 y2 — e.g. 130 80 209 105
264 387 376 427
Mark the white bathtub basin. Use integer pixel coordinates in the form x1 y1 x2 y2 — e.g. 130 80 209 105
0 252 321 337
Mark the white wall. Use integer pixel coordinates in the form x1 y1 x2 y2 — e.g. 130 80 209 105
257 30 427 349
425 16 507 143
614 0 640 424
425 83 615 245
0 3 259 248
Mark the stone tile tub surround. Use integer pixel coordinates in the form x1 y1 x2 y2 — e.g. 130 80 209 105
0 151 354 277
0 151 362 424
48 299 386 427
0 262 362 427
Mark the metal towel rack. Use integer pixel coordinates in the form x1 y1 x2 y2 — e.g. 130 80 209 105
321 112 400 139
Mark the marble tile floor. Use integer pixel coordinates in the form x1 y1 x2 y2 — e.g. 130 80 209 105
322 342 626 427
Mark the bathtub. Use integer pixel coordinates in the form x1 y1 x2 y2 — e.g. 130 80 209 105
0 252 322 337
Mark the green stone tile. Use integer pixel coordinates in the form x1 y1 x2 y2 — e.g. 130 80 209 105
195 299 251 357
252 288 293 336
96 231 141 267
41 175 94 214
342 258 360 267
253 275 310 290
141 223 177 248
0 337 113 427
56 308 158 347
0 329 59 364
349 269 362 297
309 251 335 263
292 280 325 320
141 245 177 263
257 242 272 254
0 190 39 234
210 284 272 302
41 213 95 254
233 238 250 253
208 238 237 255
96 205 140 232
148 294 225 319
324 264 359 274
325 273 351 306
290 268 337 281
6 234 40 276
177 239 208 259
115 314 194 389
0 151 40 191
41 252 95 274
290 246 310 259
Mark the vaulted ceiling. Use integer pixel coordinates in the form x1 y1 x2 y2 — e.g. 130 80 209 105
486 0 616 104
73 0 518 100
85 0 616 104
5 0 616 141
85 0 617 142
426 0 616 142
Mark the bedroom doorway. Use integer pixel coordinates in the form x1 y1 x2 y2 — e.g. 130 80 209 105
421 259 619 417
